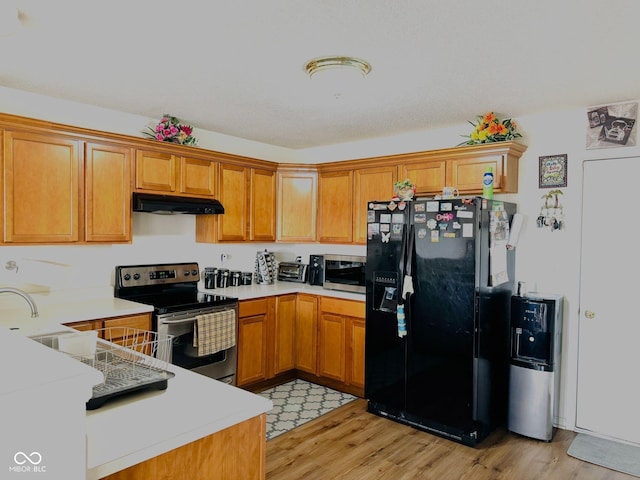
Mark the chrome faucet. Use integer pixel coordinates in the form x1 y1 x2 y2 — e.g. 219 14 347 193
0 287 39 317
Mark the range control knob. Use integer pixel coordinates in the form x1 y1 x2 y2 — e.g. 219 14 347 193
184 270 191 276
191 269 198 276
133 273 140 280
123 273 131 281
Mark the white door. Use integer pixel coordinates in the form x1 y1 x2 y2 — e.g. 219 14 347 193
577 156 640 444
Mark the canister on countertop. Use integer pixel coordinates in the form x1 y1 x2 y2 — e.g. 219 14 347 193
216 268 229 288
204 267 217 289
241 272 253 285
230 270 241 287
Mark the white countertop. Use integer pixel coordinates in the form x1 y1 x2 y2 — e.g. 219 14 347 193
201 281 366 302
0 288 153 337
85 364 272 480
0 288 271 480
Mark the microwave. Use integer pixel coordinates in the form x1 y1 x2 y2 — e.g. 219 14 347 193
323 254 366 294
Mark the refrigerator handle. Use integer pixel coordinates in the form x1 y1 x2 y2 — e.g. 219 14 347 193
402 224 416 337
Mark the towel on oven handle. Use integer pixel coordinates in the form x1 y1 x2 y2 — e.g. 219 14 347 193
194 310 237 356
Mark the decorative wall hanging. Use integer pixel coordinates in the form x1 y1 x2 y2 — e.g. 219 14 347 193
537 189 564 232
459 112 522 146
143 114 198 146
586 101 637 149
539 154 568 188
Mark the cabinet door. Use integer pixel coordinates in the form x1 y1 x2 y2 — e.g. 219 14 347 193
250 168 276 242
85 142 132 242
274 294 296 375
398 160 446 195
318 312 346 382
3 130 80 243
353 166 397 244
237 314 268 386
318 170 353 243
135 149 177 192
347 317 366 389
295 294 318 374
218 163 248 241
447 155 502 193
277 170 317 242
180 157 217 196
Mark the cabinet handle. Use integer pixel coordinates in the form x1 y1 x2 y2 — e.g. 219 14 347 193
584 310 596 319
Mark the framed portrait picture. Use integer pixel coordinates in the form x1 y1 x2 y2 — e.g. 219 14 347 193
539 154 568 188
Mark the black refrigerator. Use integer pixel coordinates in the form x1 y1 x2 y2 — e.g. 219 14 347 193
365 197 516 446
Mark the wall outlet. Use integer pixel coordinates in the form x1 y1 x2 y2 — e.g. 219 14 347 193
221 253 230 263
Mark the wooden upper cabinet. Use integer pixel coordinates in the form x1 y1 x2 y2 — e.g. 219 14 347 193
135 148 177 193
276 168 317 243
317 170 353 243
250 168 276 242
180 156 217 197
353 166 397 244
196 162 276 244
3 130 80 243
135 148 217 197
398 159 447 195
218 163 248 241
447 155 503 193
84 141 132 242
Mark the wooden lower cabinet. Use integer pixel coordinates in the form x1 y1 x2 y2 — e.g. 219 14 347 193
235 294 365 396
237 296 296 387
274 294 296 375
294 294 318 375
100 413 266 480
64 313 151 339
317 297 366 396
237 298 271 386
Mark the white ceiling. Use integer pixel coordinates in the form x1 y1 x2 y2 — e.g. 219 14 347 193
2 1 640 149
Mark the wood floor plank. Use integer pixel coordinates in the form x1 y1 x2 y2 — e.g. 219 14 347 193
266 399 636 480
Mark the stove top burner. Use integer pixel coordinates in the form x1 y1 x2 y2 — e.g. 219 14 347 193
114 262 238 314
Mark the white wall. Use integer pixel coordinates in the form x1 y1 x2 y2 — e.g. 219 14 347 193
2 86 638 431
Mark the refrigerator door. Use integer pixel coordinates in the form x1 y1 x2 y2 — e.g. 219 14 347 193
406 197 480 441
406 197 515 445
365 202 409 415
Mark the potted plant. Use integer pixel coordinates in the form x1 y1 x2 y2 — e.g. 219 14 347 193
394 179 416 200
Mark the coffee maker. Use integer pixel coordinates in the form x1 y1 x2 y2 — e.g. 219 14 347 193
308 254 324 286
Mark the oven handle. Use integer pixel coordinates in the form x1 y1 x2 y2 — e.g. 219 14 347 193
159 317 198 325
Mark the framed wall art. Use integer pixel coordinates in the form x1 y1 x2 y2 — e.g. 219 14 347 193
539 154 568 188
586 101 637 149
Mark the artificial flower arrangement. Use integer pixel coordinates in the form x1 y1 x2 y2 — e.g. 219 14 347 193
144 114 197 146
460 112 522 145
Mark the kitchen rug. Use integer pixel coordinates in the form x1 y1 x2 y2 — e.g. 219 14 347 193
568 433 640 477
258 379 357 440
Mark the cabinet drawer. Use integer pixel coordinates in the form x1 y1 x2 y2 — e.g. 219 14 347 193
102 313 151 331
320 297 365 318
239 298 269 318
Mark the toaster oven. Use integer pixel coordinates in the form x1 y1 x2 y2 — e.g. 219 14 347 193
277 262 309 283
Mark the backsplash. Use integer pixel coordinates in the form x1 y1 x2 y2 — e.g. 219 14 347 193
0 212 365 293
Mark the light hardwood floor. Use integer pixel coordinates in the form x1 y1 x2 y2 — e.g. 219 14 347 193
266 399 634 480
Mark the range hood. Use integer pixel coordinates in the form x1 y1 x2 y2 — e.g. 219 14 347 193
132 193 224 215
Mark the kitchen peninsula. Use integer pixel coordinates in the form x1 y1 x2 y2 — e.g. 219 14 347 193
0 291 272 480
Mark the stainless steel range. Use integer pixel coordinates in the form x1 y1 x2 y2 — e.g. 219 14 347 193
114 262 239 385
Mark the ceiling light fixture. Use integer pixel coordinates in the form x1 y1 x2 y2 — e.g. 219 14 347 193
305 56 372 79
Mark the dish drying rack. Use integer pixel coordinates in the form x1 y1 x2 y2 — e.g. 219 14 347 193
32 327 175 410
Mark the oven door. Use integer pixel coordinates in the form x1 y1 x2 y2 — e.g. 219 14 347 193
157 305 238 385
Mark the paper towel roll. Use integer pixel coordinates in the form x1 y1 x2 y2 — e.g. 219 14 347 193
507 213 524 250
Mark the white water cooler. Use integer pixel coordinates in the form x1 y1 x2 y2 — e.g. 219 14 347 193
508 293 563 441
